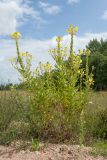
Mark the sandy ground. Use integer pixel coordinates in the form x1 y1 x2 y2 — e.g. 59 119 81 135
0 144 107 160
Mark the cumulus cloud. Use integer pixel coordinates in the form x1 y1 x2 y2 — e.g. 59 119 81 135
0 0 42 35
39 1 61 15
67 0 80 5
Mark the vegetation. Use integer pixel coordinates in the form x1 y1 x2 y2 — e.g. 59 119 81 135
0 25 107 156
10 25 94 144
84 39 107 90
0 90 30 145
91 140 107 157
0 83 13 90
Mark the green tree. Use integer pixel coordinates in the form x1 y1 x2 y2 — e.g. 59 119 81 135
85 39 107 90
86 39 101 54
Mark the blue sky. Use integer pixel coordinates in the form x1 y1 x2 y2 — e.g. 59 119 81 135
0 0 107 83
18 0 107 38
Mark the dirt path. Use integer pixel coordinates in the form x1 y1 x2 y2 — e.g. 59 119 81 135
0 144 107 160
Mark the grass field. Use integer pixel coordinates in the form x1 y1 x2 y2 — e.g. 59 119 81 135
88 91 107 108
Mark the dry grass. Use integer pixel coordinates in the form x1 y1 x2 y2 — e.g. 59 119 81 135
88 91 107 109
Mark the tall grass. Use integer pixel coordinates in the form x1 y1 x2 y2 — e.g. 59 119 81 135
0 90 30 145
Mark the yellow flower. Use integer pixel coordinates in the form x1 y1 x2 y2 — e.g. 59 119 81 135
11 32 21 39
45 63 52 71
78 49 83 55
20 52 26 56
85 49 91 56
56 36 63 42
77 70 81 74
43 62 52 72
88 78 94 85
20 52 32 58
82 49 91 56
67 25 78 35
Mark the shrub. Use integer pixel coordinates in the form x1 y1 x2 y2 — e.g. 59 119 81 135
10 26 93 144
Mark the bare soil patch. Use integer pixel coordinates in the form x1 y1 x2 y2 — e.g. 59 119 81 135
0 144 107 160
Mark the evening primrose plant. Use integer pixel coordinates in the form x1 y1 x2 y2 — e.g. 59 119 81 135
11 32 32 82
11 25 93 143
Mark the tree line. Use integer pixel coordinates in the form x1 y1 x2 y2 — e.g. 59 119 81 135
85 38 107 90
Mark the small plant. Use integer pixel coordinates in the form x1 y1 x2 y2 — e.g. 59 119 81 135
91 140 107 157
31 138 41 151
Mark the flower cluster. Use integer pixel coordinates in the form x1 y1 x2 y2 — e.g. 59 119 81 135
41 62 52 73
20 52 32 58
67 25 78 35
11 32 21 39
56 36 63 42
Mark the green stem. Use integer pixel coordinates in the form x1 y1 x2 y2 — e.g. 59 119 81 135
57 41 61 54
68 33 74 65
57 41 61 66
70 33 73 55
15 39 24 70
86 54 89 91
79 109 85 146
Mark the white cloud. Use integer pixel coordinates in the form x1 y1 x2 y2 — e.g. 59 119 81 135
0 0 42 35
67 0 80 5
62 32 107 52
39 1 61 15
102 10 107 20
0 31 107 83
